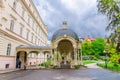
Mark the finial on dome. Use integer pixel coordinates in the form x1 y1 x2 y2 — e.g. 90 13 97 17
62 21 67 29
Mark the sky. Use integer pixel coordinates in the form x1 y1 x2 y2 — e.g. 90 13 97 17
33 0 108 40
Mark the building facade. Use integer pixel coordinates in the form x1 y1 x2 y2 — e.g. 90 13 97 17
0 0 48 70
16 22 82 69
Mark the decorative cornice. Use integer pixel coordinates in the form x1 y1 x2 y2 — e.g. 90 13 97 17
0 28 35 45
21 0 48 36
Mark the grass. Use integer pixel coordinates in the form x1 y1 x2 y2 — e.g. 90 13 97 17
97 62 120 71
83 60 95 65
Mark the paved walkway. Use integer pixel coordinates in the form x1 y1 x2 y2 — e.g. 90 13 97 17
0 69 20 74
0 66 44 74
0 65 120 80
86 63 101 69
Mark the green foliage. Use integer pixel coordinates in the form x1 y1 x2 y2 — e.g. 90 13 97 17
39 60 51 67
74 65 80 69
83 60 95 65
97 62 120 71
116 27 120 33
109 48 120 66
82 38 106 59
97 0 120 30
91 38 106 58
82 40 92 55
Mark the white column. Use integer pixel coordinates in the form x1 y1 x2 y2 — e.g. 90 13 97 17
36 53 38 66
80 49 83 65
74 49 76 65
52 49 56 65
50 51 53 65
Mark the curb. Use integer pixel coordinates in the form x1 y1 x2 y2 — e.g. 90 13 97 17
0 69 20 74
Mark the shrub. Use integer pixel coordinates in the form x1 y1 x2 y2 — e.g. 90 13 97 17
39 60 51 67
74 65 80 69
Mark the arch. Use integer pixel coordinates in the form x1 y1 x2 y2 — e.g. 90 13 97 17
57 39 73 54
51 35 81 68
52 36 77 49
29 51 39 54
16 51 27 69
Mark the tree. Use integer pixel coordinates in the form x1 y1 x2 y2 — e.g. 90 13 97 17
109 48 120 66
82 40 92 55
91 38 106 58
97 0 120 30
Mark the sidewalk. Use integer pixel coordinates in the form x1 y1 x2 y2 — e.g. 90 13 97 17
0 66 45 74
86 63 101 69
27 66 45 69
0 69 20 74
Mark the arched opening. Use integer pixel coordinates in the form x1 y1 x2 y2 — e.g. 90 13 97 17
16 51 27 69
27 51 39 67
57 39 74 68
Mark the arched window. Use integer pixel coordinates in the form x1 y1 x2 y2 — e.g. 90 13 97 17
6 43 11 56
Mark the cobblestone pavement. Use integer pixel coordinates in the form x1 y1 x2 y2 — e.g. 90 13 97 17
0 68 120 80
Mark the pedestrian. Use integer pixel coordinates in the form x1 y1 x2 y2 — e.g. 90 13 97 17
24 63 27 70
18 60 22 68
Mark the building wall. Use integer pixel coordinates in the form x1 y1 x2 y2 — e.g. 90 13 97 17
0 56 16 70
0 0 48 70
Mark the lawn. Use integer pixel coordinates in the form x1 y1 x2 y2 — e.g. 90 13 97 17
97 62 120 71
83 60 95 65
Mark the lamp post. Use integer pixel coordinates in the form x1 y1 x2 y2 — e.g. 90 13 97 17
104 49 109 68
104 37 110 69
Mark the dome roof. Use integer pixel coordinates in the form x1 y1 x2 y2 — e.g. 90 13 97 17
52 28 79 41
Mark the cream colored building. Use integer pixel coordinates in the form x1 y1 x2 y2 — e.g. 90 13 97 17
16 22 82 69
0 0 48 70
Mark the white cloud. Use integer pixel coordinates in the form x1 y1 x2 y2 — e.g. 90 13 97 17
33 0 55 21
60 0 97 16
33 0 108 39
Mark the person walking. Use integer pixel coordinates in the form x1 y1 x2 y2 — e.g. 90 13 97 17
18 59 22 68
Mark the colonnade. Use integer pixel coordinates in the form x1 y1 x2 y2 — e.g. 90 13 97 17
51 48 82 68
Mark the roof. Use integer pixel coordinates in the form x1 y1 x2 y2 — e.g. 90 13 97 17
17 45 51 49
52 28 79 41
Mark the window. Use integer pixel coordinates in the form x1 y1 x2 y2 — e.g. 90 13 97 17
30 53 32 58
38 40 39 46
20 27 23 36
35 37 37 44
31 34 33 42
32 22 34 28
13 1 17 9
36 26 37 32
22 8 25 17
28 16 30 25
35 37 36 44
10 20 14 31
6 43 11 56
5 64 10 69
29 4 31 8
26 31 29 40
